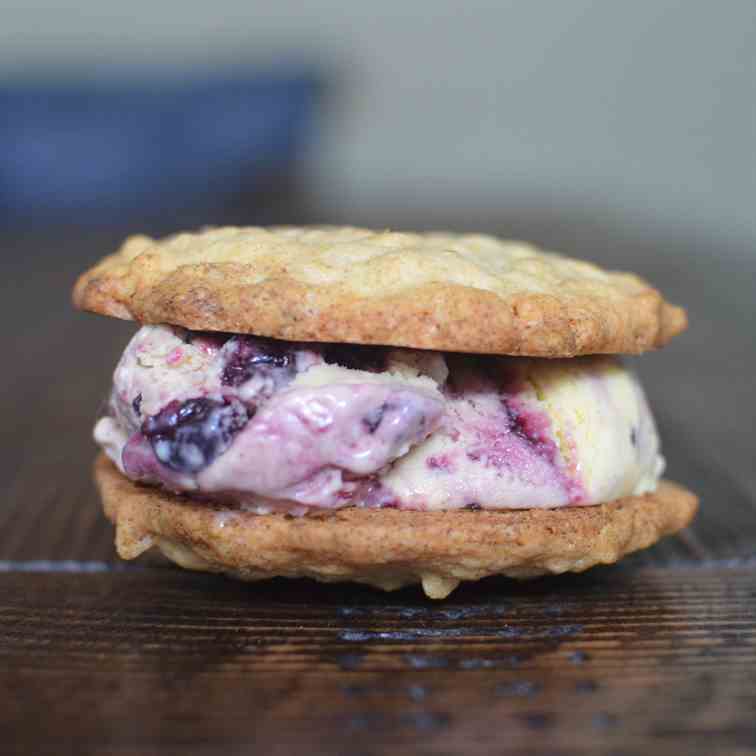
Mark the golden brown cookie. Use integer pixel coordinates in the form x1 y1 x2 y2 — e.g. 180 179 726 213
73 226 686 357
95 455 698 599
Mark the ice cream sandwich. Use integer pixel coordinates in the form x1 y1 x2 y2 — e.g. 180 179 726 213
74 226 697 597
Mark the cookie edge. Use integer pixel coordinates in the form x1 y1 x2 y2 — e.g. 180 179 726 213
94 454 698 598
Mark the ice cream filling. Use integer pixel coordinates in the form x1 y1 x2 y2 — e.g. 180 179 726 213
95 325 664 514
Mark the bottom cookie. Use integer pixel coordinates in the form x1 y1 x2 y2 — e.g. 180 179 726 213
95 454 698 599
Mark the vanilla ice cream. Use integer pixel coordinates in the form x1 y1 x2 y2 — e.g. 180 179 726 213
95 325 664 515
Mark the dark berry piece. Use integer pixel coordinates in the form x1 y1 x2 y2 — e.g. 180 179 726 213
362 402 390 433
142 397 249 473
132 393 142 417
504 400 557 464
221 335 295 388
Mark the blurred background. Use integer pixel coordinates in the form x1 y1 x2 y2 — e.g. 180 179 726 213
1 1 755 542
2 0 754 242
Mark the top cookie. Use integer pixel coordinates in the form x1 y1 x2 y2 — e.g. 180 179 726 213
73 226 686 357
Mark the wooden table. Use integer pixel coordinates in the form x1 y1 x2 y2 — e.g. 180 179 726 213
2 223 755 755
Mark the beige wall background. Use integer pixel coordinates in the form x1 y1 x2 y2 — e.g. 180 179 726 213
2 0 754 253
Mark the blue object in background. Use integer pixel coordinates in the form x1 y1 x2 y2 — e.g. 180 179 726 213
0 70 321 227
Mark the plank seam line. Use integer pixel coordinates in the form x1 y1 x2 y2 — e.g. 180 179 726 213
0 560 146 573
1 555 756 575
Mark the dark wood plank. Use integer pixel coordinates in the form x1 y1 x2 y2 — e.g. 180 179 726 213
2 565 755 755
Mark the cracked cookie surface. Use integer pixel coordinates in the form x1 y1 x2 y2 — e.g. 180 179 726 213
73 226 687 357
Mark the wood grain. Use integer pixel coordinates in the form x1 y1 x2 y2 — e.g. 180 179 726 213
2 565 756 755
